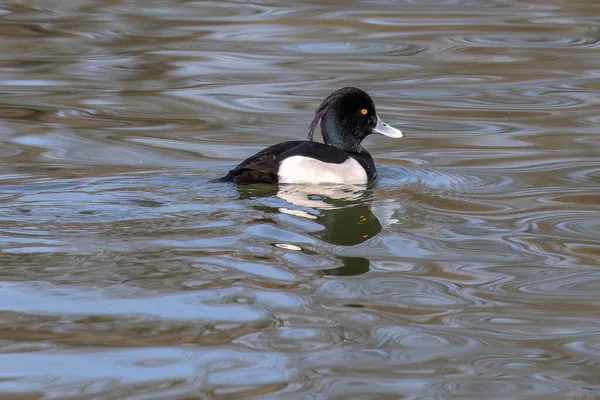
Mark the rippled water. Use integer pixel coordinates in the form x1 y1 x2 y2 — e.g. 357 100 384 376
1 0 599 398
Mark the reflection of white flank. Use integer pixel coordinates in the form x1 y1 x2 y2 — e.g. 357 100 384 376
276 184 367 210
278 208 318 219
276 184 404 227
274 243 302 251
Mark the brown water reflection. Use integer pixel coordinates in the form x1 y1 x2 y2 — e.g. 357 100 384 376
1 0 599 398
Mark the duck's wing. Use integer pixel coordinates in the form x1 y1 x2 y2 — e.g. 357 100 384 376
215 141 305 184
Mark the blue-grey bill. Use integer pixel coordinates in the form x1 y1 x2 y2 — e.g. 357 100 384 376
374 116 403 138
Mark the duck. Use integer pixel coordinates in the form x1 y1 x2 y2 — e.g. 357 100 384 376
215 87 403 185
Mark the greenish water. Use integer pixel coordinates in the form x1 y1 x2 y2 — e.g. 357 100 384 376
0 0 599 399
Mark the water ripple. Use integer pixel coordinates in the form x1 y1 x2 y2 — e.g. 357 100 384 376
449 35 600 48
286 41 426 56
1 0 599 398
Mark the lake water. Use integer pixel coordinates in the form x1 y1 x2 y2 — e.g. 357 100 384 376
1 0 599 398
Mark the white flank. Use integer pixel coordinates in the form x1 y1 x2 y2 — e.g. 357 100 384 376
278 156 368 184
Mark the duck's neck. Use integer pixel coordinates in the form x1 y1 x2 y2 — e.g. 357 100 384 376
321 109 364 153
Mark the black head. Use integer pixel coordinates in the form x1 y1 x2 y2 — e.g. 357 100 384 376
307 87 403 152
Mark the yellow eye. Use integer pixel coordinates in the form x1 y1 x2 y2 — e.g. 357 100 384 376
360 109 368 115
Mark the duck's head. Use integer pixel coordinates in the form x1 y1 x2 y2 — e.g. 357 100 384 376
307 87 403 152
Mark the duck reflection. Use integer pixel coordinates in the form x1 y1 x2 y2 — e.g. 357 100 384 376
236 184 382 276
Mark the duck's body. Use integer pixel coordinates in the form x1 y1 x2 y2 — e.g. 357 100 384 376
217 140 376 185
215 87 403 185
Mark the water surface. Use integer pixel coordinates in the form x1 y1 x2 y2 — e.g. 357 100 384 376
1 0 599 398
